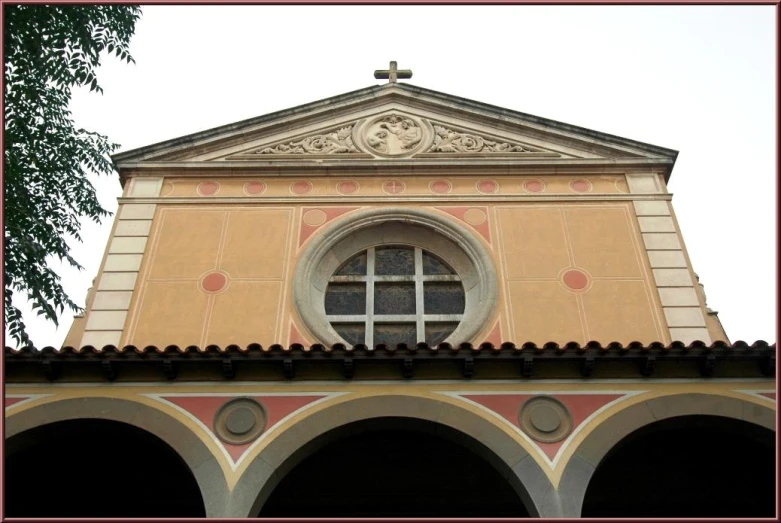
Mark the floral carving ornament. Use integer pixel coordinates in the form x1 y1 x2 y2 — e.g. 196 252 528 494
428 125 536 153
257 126 358 154
251 118 543 157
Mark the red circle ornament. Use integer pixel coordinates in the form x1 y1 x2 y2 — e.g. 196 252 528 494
524 180 545 193
291 181 313 195
430 180 452 194
383 180 406 195
562 269 589 291
198 181 220 196
246 181 267 195
571 179 592 193
477 180 499 194
202 272 228 293
337 180 358 195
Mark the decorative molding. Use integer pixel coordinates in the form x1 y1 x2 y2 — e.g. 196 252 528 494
428 125 540 154
253 126 359 155
118 194 674 206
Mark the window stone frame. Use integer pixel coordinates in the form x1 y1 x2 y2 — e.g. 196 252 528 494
293 207 498 347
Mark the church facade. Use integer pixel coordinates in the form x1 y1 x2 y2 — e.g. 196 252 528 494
5 67 776 518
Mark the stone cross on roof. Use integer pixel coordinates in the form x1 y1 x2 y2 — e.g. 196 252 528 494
374 61 412 84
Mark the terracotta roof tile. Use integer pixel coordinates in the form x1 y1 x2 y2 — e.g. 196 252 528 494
5 341 774 381
5 340 775 355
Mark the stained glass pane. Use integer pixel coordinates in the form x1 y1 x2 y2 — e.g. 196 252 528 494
375 247 414 275
422 251 455 275
335 252 367 276
425 323 459 345
374 323 417 348
423 283 465 314
375 283 416 315
333 323 365 345
325 284 366 315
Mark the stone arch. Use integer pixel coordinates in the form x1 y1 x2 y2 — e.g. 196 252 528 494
558 392 775 517
4 396 229 517
230 394 556 517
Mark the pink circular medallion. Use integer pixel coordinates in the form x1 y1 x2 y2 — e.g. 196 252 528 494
524 180 545 193
383 180 406 195
198 181 220 196
571 179 592 193
291 181 313 195
430 179 452 194
477 180 499 194
562 269 589 291
337 180 359 195
245 181 267 195
201 272 228 293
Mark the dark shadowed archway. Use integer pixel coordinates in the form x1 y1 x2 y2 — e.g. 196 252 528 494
5 419 206 517
581 415 775 517
257 417 531 517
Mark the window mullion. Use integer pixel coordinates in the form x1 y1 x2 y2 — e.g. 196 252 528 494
414 247 425 343
366 248 375 348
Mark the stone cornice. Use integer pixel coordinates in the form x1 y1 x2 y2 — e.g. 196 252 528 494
116 194 673 205
117 157 674 172
111 83 678 182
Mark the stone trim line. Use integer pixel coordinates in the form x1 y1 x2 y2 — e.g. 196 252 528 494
633 201 711 345
80 196 158 348
114 194 675 206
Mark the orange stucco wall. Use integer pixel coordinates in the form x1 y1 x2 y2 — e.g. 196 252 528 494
113 173 672 348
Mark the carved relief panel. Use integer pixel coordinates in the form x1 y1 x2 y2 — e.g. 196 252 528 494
354 113 431 157
232 111 557 160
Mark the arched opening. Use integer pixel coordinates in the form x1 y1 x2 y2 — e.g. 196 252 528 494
581 415 776 517
5 418 206 517
257 417 531 517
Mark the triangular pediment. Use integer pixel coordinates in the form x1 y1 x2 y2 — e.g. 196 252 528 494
113 84 677 176
218 111 571 161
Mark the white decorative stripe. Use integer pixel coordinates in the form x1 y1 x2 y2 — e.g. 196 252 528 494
733 390 776 403
437 390 647 469
4 394 54 410
143 391 349 471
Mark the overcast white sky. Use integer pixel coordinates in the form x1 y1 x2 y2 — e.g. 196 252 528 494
7 5 776 348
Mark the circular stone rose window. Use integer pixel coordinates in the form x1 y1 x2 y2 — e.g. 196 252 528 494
325 246 465 347
293 208 498 348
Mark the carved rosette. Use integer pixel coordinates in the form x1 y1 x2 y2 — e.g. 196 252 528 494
255 126 358 155
428 125 538 153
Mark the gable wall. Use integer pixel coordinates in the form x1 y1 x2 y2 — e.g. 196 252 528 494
75 169 722 349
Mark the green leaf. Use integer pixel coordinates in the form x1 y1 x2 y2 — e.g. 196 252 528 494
4 4 142 346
